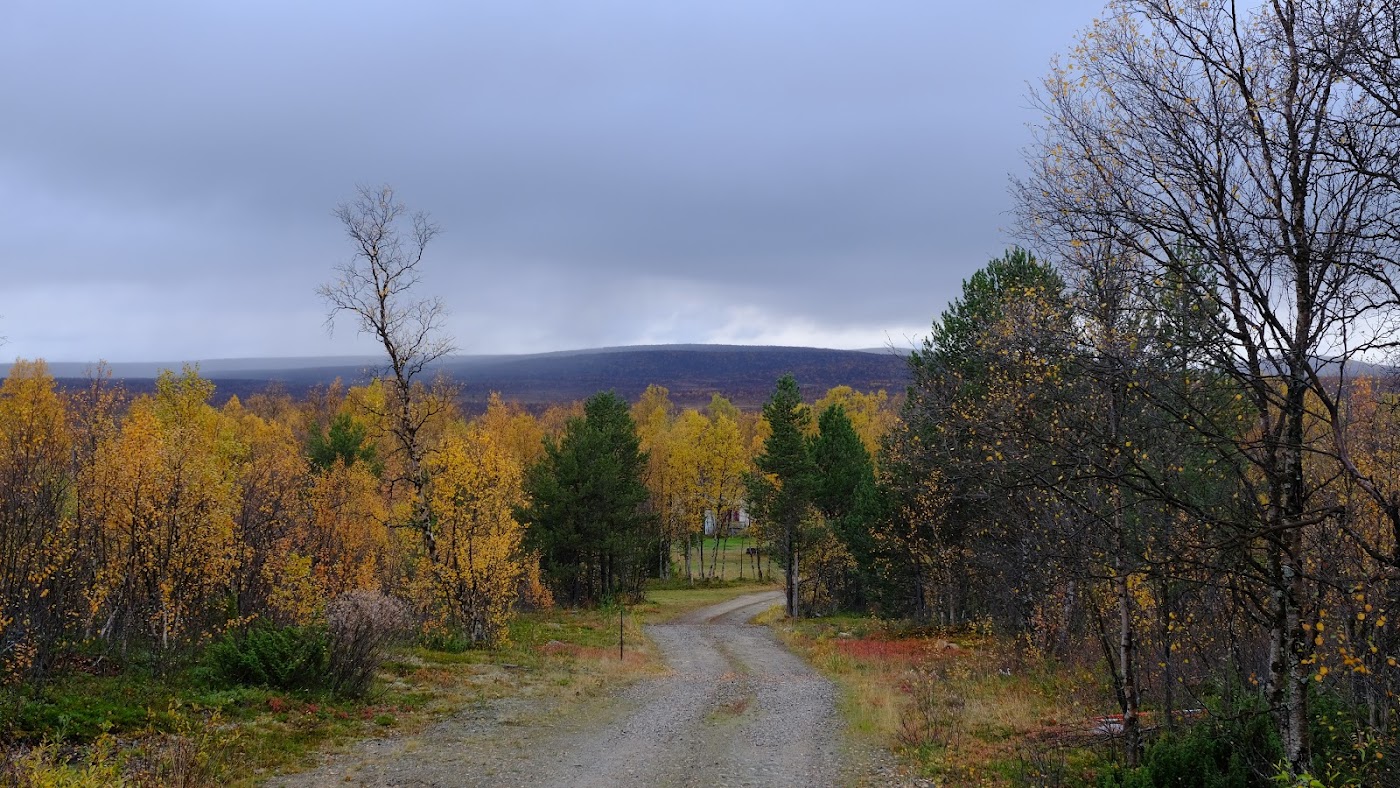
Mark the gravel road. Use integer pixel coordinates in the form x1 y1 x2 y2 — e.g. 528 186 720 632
268 590 900 787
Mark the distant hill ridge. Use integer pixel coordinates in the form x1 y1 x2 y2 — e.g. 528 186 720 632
17 344 913 412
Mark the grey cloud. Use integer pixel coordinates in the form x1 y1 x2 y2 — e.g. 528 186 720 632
2 0 1106 361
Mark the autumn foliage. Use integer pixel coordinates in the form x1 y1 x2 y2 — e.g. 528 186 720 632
880 246 1400 780
0 361 561 687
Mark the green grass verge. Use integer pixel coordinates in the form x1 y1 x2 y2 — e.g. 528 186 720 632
2 584 765 786
638 577 781 624
669 535 777 584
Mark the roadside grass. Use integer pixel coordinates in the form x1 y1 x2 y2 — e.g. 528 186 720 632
1 666 398 786
1 585 745 787
670 535 778 584
635 579 781 624
764 613 1117 786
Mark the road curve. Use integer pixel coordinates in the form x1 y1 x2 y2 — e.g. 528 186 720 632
269 590 882 787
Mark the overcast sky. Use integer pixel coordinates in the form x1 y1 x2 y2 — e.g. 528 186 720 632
2 1 1105 362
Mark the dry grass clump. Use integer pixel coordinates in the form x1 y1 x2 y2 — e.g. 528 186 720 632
2 722 227 788
326 591 413 698
771 617 1113 785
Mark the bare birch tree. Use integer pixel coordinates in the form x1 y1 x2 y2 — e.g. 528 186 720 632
320 184 455 558
1016 0 1400 772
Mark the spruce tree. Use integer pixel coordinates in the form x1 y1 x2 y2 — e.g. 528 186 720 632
746 374 816 617
520 391 652 605
811 403 878 608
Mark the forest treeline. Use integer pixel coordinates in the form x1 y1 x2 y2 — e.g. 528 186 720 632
0 359 896 677
0 366 566 675
958 0 1400 781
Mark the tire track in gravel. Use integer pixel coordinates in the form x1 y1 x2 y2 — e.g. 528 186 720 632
268 591 894 787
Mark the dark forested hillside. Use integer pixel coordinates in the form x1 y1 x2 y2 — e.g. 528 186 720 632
442 346 910 410
44 345 911 411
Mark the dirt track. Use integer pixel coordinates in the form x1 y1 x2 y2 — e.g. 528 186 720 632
268 591 897 787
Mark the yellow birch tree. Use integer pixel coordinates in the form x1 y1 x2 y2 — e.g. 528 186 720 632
89 368 238 655
416 428 527 645
0 361 74 680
